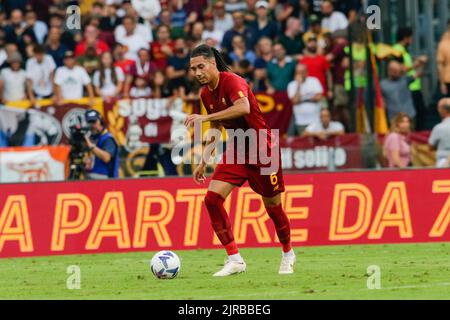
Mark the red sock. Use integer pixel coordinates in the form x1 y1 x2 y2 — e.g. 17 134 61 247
204 191 237 254
265 204 292 253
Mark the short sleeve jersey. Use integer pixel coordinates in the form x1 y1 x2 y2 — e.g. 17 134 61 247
200 72 276 165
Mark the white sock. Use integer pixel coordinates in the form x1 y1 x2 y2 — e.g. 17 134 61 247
228 253 243 262
282 249 295 258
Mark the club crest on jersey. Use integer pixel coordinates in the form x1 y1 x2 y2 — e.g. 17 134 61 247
209 104 214 110
238 91 245 98
222 98 226 105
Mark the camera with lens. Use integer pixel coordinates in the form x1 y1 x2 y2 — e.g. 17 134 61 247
68 124 91 180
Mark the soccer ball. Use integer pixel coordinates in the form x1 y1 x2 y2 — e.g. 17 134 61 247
150 251 181 279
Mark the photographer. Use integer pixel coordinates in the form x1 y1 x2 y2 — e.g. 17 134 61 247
84 109 119 179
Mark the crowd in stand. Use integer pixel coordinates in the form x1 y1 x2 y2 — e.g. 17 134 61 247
0 0 449 171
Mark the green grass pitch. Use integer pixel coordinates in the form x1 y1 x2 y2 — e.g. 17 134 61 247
0 243 449 300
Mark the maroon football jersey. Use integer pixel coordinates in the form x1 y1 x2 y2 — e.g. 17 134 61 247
200 72 276 166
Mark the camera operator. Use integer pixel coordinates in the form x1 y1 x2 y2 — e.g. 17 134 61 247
84 109 119 179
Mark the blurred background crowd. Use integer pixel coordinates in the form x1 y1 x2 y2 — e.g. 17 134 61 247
0 0 449 178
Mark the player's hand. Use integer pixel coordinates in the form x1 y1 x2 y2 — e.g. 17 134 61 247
184 114 208 127
193 164 206 184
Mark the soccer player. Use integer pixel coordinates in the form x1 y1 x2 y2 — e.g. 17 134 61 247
184 44 295 277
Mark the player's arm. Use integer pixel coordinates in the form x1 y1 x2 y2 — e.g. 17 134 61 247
184 97 250 127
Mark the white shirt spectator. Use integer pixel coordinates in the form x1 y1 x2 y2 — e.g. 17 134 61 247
26 54 56 97
115 31 150 61
131 0 161 20
114 22 153 44
93 67 125 97
321 11 349 32
214 14 234 34
287 77 324 126
429 117 450 167
54 66 91 100
305 120 345 134
0 68 27 102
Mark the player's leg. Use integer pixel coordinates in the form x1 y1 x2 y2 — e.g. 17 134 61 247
262 194 296 274
204 175 247 277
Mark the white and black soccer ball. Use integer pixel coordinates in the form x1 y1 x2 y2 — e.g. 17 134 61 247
150 251 181 279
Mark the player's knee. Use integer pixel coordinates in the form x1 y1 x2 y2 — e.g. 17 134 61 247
204 191 224 209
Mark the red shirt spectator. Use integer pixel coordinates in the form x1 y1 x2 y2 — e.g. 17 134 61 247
74 25 110 57
299 55 330 93
300 35 331 93
150 25 174 70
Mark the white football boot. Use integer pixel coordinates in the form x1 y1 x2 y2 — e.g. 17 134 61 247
213 258 246 277
278 252 296 275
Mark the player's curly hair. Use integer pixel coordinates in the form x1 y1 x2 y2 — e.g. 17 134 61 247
191 44 230 72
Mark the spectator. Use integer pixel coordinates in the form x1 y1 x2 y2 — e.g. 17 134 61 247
75 25 110 57
251 1 278 43
320 0 348 32
221 11 255 54
0 52 27 103
130 75 152 98
381 60 421 122
114 15 151 61
287 63 324 136
24 9 48 45
26 44 56 105
202 12 224 50
150 69 174 99
383 112 412 169
394 27 428 130
326 29 350 128
188 21 204 51
277 0 310 29
4 9 37 57
267 43 296 93
437 20 450 98
429 98 450 168
45 27 67 67
77 45 100 76
113 43 135 76
131 0 161 21
53 51 94 105
99 4 122 33
213 1 234 34
84 109 119 179
303 14 329 54
253 36 272 92
26 0 54 24
300 34 332 98
157 9 184 39
278 17 304 58
48 14 75 51
166 38 190 91
229 34 257 68
304 108 345 140
150 24 174 70
125 48 157 94
93 51 125 100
